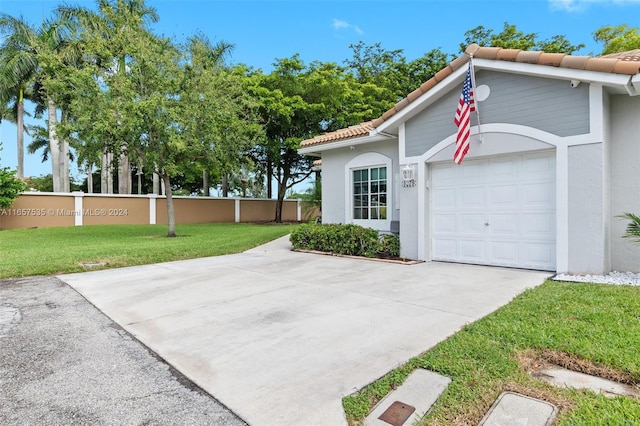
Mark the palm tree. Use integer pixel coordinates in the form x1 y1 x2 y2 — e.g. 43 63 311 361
26 123 75 169
0 13 78 191
0 14 37 179
59 0 160 194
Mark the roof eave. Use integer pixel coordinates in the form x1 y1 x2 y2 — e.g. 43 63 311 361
376 58 636 134
298 133 391 155
475 58 634 86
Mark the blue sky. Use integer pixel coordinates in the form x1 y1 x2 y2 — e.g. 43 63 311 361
1 0 639 179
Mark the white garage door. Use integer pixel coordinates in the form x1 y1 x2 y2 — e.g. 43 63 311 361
431 151 556 271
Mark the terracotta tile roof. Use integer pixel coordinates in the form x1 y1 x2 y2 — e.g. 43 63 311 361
300 121 374 148
601 49 640 61
300 44 640 149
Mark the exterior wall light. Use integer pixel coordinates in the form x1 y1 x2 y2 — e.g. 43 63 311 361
401 164 416 188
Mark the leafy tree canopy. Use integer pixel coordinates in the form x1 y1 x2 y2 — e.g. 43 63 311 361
594 24 640 55
460 22 585 54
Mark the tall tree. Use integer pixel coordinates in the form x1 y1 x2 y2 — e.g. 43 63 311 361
252 56 390 222
594 25 640 55
0 14 37 180
62 25 257 236
180 34 260 198
59 0 159 194
0 13 78 191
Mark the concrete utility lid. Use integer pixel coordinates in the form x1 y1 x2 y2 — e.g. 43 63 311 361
364 369 451 426
479 392 557 426
537 367 640 398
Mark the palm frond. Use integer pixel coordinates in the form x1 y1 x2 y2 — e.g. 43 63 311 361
618 212 640 244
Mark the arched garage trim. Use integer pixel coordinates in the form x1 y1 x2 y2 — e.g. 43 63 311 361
411 123 576 273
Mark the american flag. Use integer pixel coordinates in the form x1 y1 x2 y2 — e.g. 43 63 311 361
453 64 476 164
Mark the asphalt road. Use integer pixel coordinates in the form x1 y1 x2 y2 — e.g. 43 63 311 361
0 276 247 426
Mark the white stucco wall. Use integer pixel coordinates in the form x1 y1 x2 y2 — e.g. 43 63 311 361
567 143 606 274
609 95 640 272
319 149 346 225
398 168 419 260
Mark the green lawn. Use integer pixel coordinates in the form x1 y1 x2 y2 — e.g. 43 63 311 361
344 280 640 425
0 223 297 278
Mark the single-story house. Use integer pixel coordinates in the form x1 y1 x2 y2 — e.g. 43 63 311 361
298 43 640 274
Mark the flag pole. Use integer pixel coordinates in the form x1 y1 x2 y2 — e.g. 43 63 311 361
469 54 483 143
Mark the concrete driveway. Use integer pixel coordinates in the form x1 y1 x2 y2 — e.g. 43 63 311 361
60 236 550 426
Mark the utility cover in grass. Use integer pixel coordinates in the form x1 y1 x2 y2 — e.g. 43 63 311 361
365 369 450 426
536 367 639 398
479 392 557 426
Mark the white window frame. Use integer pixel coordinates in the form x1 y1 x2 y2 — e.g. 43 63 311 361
344 152 392 231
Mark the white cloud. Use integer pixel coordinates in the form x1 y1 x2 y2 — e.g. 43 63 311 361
549 0 640 12
332 18 363 35
549 0 585 12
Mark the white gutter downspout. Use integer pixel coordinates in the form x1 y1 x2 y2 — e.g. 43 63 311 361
629 74 640 96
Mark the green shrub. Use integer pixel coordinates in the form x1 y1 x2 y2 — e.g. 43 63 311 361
290 223 400 258
377 233 400 258
0 168 26 209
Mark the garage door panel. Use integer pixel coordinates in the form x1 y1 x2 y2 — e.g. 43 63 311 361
522 242 555 268
460 214 487 233
487 158 517 182
489 241 520 266
522 212 555 235
459 240 486 262
431 151 556 271
433 239 457 260
460 163 483 183
522 154 554 177
488 184 518 206
433 163 456 184
522 182 554 205
459 187 485 208
487 214 518 235
433 214 457 233
433 188 456 208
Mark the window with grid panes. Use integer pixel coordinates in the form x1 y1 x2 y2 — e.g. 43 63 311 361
353 166 387 220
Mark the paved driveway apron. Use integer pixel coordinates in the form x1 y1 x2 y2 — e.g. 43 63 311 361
60 236 549 426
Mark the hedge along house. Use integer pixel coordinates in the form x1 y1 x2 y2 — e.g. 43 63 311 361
298 43 640 275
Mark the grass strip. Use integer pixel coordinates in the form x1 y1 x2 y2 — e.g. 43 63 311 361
1 223 296 278
343 280 640 425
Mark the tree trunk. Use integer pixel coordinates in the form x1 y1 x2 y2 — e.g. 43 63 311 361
100 154 108 193
48 98 62 192
101 152 114 194
203 170 210 196
61 139 70 192
16 90 24 179
118 150 130 194
267 160 273 199
87 164 93 194
61 110 70 192
222 174 228 197
153 172 160 195
275 181 287 223
162 173 176 238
